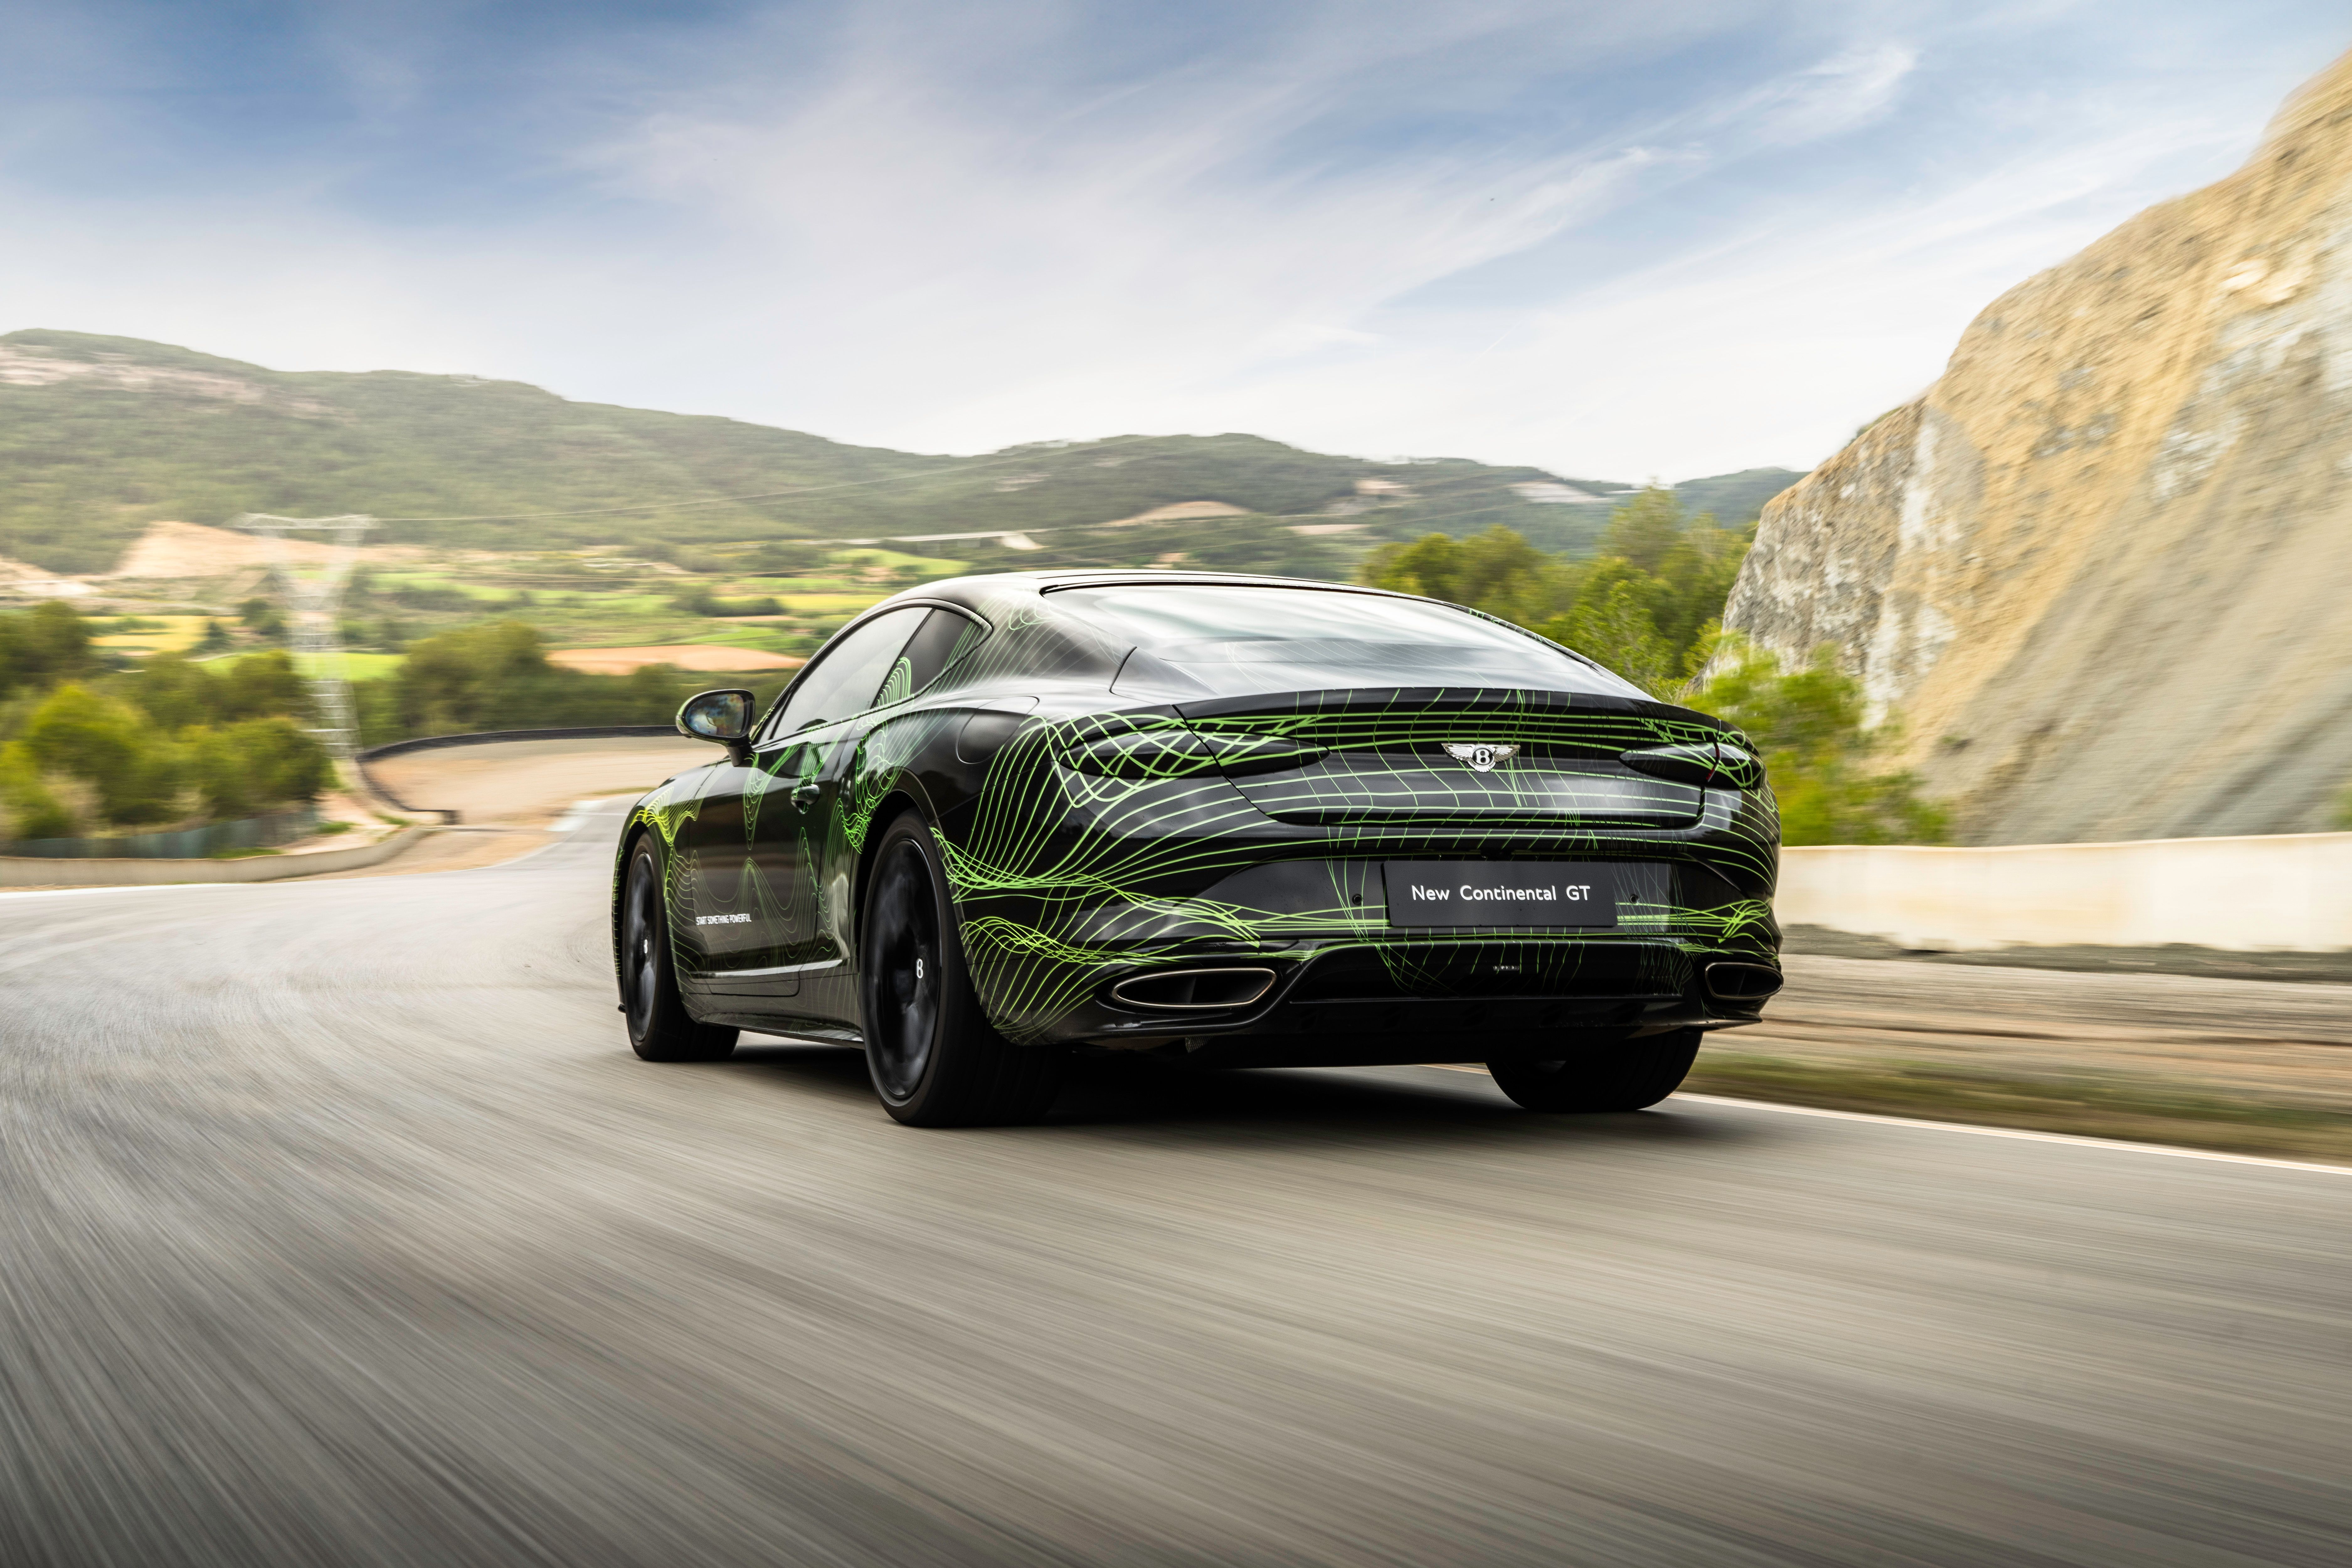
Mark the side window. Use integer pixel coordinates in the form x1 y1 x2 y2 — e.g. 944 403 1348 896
763 608 927 739
874 608 988 708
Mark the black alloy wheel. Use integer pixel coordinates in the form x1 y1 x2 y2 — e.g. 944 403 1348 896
620 837 739 1063
859 811 1062 1126
1486 1027 1703 1112
863 834 943 1102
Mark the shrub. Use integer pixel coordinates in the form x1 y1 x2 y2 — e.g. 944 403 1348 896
754 540 827 574
0 742 75 840
674 588 784 617
390 585 478 612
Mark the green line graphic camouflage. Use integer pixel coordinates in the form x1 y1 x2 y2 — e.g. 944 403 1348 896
617 574 1780 1048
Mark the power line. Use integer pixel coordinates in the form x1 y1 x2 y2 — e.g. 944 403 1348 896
235 513 373 764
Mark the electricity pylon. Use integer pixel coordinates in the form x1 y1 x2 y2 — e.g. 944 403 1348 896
234 513 375 762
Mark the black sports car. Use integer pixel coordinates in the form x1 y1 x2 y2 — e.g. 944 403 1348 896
613 572 1781 1125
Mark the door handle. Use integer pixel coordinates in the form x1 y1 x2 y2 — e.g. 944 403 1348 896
792 782 822 808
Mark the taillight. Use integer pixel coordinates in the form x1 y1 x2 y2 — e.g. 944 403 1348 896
1056 717 1215 779
1056 716 1326 779
1620 740 1765 790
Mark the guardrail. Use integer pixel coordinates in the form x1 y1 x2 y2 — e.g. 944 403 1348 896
355 725 680 823
2 805 319 860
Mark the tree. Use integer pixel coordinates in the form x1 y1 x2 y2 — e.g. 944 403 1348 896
0 601 95 698
1358 526 1568 628
1361 491 1751 697
238 596 286 638
18 685 185 826
184 718 332 818
128 650 309 729
1542 562 1678 695
1685 638 1948 845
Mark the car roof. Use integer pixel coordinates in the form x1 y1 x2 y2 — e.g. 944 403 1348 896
909 569 1441 614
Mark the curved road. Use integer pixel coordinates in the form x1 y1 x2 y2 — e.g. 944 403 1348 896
2 804 2346 1566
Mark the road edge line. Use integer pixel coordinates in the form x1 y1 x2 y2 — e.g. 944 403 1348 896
1669 1092 2352 1177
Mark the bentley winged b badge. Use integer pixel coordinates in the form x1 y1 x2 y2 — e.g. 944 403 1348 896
1444 743 1520 773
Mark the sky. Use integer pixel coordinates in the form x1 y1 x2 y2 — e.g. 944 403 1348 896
1 2 2347 483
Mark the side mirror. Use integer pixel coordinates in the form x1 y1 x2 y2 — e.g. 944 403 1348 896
677 689 756 763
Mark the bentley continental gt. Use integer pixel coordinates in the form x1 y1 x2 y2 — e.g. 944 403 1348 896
613 572 1781 1125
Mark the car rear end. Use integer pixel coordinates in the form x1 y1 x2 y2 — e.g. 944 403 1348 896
949 578 1781 1065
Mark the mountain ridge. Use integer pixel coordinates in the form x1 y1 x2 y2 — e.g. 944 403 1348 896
0 328 1795 576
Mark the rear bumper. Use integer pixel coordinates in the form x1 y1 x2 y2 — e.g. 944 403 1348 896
952 792 1782 1052
1034 936 1775 1065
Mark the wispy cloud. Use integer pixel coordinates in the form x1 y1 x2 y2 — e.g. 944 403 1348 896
1720 44 1919 146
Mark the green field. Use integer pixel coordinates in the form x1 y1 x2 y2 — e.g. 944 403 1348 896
293 651 405 680
91 614 211 654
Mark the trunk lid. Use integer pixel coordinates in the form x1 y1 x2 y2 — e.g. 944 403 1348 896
1175 688 1724 828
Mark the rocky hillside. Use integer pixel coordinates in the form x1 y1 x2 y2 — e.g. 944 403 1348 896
1727 46 2352 844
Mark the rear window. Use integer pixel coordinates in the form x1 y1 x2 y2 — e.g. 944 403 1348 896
1048 583 1650 699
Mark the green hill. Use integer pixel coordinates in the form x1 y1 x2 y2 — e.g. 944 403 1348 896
0 328 1784 573
1670 467 1804 526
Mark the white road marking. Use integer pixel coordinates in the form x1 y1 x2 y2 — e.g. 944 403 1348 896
1670 1092 2352 1177
0 882 248 901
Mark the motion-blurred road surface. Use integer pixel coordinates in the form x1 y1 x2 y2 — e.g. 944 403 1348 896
2 803 2346 1566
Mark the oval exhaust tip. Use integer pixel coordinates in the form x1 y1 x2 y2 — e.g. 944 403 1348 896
1110 968 1277 1011
1703 962 1784 1001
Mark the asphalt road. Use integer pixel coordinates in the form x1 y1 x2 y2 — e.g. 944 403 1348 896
3 803 2347 1567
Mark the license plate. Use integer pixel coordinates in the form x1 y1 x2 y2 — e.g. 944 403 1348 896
1383 861 1619 928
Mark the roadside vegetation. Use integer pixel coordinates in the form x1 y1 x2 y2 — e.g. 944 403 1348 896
11 484 1943 842
0 602 331 841
1360 487 1948 844
0 602 755 841
349 622 758 745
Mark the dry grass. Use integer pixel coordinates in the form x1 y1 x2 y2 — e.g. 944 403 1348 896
1687 1052 2352 1164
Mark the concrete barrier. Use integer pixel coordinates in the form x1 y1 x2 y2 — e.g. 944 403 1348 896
357 726 678 822
0 826 427 888
1777 832 2352 953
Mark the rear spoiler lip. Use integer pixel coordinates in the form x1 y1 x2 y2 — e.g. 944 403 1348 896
1168 685 1729 730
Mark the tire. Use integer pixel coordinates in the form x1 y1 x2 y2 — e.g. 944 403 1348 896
619 836 739 1063
859 811 1062 1126
1487 1028 1702 1113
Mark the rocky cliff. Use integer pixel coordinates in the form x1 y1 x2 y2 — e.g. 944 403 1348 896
1727 46 2352 844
